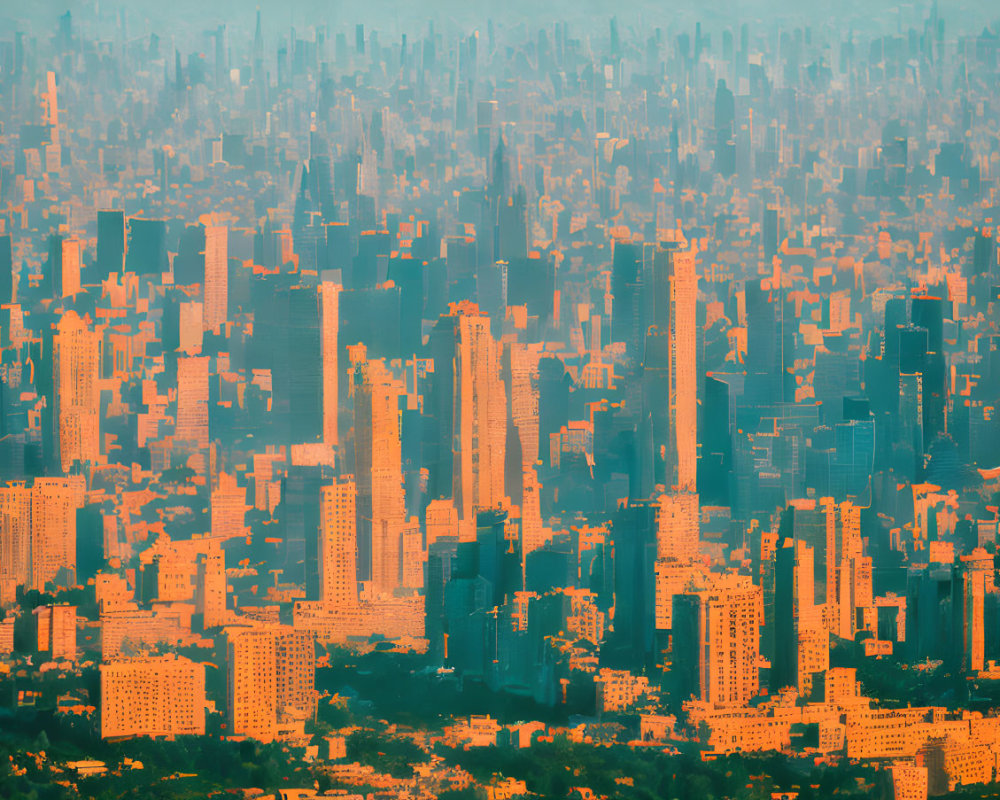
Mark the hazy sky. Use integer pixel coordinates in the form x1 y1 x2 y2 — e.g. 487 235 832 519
5 0 998 46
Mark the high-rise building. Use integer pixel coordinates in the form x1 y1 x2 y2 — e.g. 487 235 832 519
195 542 228 628
211 471 247 539
203 224 228 331
53 310 101 472
655 491 699 562
275 628 316 722
667 244 698 493
320 281 340 447
125 218 169 276
178 301 204 354
320 478 358 608
0 485 31 604
226 625 315 742
672 572 761 707
773 538 828 697
47 235 81 298
30 477 85 591
33 603 77 660
962 548 995 673
504 340 542 513
176 355 209 448
353 358 406 592
784 498 870 640
642 241 698 494
227 627 278 741
611 240 641 357
96 210 126 279
260 284 324 444
1 479 83 597
100 655 206 739
430 303 507 529
42 70 61 171
745 278 786 407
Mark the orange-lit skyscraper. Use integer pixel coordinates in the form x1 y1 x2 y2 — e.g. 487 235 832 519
31 477 85 591
42 70 60 171
655 491 699 562
774 538 829 697
353 358 406 593
642 241 697 496
195 541 228 628
53 310 101 472
320 478 358 608
320 281 340 447
211 470 247 539
431 303 507 529
226 627 278 741
672 572 760 707
203 224 228 331
1 479 83 596
667 244 698 493
226 626 316 742
0 485 31 604
176 355 210 448
34 603 77 661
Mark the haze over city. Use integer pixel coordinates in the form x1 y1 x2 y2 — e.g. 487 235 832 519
3 2 1000 799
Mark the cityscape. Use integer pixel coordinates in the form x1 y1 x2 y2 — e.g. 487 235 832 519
3 1 1000 798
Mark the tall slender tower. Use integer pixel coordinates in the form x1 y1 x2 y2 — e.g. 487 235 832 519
48 235 81 298
446 303 507 526
202 225 228 331
30 477 85 592
320 281 340 446
227 628 277 741
53 311 101 472
353 359 406 593
319 478 358 609
667 244 698 493
176 356 209 448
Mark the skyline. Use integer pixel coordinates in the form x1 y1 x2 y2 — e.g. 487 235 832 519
2 3 1000 800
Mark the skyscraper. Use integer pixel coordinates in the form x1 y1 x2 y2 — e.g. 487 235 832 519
643 241 698 494
52 311 101 472
320 478 358 609
672 572 761 707
30 477 85 592
430 303 507 529
667 244 698 493
0 485 31 604
655 491 699 562
773 538 828 697
353 358 406 592
176 355 209 449
226 627 277 741
320 281 340 447
203 224 228 331
33 603 77 660
227 625 316 743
